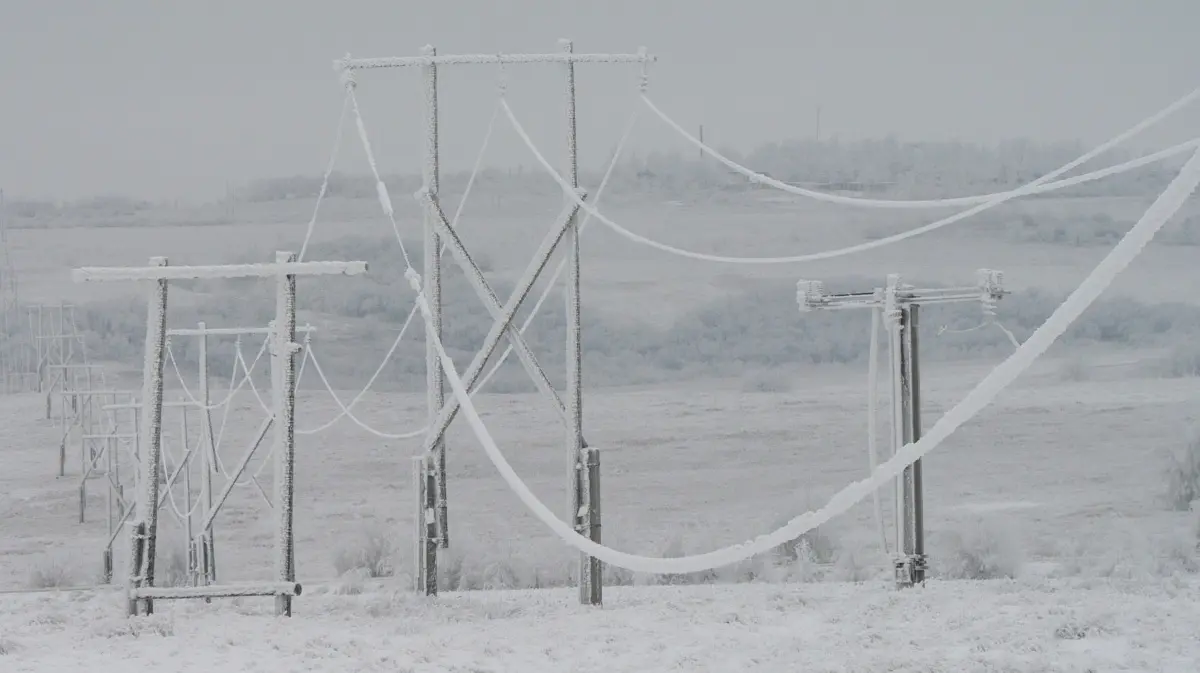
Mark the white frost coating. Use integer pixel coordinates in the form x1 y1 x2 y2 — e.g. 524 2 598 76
165 341 270 412
346 85 419 270
298 90 351 261
866 307 888 556
73 261 367 282
299 343 426 439
297 105 501 439
130 582 301 600
642 87 1200 209
339 51 655 70
422 149 1200 574
474 107 640 394
503 97 1200 265
375 181 394 217
167 325 316 337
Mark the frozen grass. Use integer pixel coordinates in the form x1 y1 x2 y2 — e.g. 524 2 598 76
26 557 75 590
331 526 395 579
1163 427 1200 511
4 577 1200 671
930 516 1025 580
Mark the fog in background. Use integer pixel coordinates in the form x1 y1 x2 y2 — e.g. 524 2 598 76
0 0 1197 202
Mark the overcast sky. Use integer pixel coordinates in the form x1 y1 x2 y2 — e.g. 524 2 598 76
0 0 1195 203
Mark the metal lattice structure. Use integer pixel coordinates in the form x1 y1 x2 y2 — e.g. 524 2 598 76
72 253 366 617
337 41 654 605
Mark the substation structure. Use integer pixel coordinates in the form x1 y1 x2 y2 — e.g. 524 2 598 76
83 322 316 588
339 41 655 606
73 254 365 618
797 268 1009 588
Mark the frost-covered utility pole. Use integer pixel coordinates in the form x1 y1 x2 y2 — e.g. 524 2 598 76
798 269 1009 588
338 41 652 605
73 254 366 618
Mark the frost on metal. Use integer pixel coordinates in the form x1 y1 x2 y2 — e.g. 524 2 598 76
273 251 299 617
420 149 1200 576
337 50 655 71
131 582 301 600
415 194 583 456
73 261 367 283
130 257 169 616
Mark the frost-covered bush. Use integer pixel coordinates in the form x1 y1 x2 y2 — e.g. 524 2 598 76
931 517 1024 580
27 557 75 589
333 526 396 579
65 232 1200 392
1164 428 1200 511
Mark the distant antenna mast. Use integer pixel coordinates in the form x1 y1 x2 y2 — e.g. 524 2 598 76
698 125 704 160
815 104 822 141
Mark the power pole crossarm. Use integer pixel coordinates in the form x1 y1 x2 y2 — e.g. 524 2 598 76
797 268 1010 589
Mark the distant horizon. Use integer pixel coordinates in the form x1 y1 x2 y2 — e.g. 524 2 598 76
0 131 1154 208
1 1 1195 204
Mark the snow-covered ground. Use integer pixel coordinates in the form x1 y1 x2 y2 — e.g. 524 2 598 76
1 578 1198 671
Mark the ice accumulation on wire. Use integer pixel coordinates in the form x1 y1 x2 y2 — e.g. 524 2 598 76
502 96 1200 265
332 61 1200 573
424 147 1200 574
641 86 1200 209
291 86 641 439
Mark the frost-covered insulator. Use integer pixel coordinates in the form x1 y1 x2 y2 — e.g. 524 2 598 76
796 279 825 312
337 54 357 89
637 46 650 92
883 275 904 327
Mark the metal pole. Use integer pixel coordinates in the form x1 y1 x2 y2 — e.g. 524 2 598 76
897 303 917 588
884 276 908 588
908 304 926 584
181 408 195 585
197 321 217 585
560 37 599 606
412 455 436 595
273 251 299 617
421 43 448 554
131 257 169 616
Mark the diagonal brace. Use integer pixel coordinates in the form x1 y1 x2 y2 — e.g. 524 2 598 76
416 190 591 452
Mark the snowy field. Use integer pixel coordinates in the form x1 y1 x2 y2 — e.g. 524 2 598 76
2 578 1199 671
2 349 1199 669
4 189 1200 669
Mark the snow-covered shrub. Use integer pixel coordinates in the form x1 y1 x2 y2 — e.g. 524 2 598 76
27 557 74 589
333 526 396 579
1164 428 1200 511
931 516 1023 580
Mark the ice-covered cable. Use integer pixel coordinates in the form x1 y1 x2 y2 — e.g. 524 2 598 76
296 103 500 437
474 105 640 393
300 342 427 440
346 85 419 271
235 345 273 416
503 97 1200 265
423 148 1200 574
641 87 1200 209
298 90 352 261
164 340 268 412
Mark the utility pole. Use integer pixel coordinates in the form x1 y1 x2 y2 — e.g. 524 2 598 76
797 268 1009 588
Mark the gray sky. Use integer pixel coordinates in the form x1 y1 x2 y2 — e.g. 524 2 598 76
0 0 1195 203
